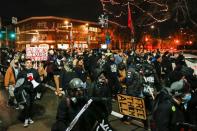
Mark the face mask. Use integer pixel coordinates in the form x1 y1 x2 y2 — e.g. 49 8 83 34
182 93 192 102
182 93 192 109
71 97 77 103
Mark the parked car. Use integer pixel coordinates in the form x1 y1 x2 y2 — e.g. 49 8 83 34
171 53 197 76
184 54 197 76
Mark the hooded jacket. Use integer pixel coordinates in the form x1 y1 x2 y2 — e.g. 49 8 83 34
4 60 19 87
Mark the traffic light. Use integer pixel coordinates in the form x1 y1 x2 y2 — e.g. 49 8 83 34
0 31 5 40
9 32 16 40
105 32 111 44
0 32 3 39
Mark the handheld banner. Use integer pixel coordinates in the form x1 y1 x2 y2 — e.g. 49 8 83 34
26 47 48 61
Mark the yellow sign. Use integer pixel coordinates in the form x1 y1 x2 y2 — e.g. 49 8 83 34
117 94 146 120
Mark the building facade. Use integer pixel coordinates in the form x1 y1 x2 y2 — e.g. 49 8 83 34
16 16 114 50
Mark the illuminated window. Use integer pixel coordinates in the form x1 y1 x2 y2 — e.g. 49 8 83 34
90 36 96 40
57 23 64 28
37 22 47 28
89 27 98 32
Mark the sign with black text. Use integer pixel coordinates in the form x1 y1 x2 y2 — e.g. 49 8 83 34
117 94 146 120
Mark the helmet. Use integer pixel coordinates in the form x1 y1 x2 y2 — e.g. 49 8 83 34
135 64 143 72
69 78 84 89
181 66 194 77
134 56 142 64
144 69 152 76
143 64 154 76
170 79 190 97
118 62 126 70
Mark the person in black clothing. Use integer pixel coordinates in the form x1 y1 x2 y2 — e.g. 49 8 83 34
161 51 173 85
91 68 112 114
51 78 114 131
74 57 87 83
15 58 41 127
51 78 86 131
175 52 187 67
152 54 162 81
126 65 142 97
104 54 120 98
152 77 191 131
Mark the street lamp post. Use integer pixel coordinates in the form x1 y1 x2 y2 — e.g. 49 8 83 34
64 21 73 49
5 27 9 47
0 26 9 47
98 14 109 48
85 23 89 48
150 25 161 49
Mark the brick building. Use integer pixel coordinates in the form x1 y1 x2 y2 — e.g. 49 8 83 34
16 16 112 50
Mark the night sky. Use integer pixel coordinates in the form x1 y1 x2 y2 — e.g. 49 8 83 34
1 0 197 37
0 0 102 21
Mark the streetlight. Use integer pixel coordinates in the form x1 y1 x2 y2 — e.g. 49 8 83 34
174 39 180 44
150 25 155 29
189 41 192 44
145 37 149 42
63 21 73 49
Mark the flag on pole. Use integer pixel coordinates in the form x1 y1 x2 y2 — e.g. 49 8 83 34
128 3 134 35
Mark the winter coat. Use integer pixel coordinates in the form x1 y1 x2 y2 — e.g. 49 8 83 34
17 68 41 93
126 67 142 97
4 60 19 87
52 97 113 131
4 66 17 87
152 88 185 131
153 60 161 79
161 55 173 74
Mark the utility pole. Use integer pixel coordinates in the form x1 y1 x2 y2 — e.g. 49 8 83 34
0 17 9 48
0 17 1 48
5 27 8 47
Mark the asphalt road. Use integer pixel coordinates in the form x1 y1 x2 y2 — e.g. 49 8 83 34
0 85 147 131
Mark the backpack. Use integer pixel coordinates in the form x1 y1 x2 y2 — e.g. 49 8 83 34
14 78 29 105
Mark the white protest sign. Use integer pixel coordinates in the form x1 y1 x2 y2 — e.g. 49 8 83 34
26 47 48 61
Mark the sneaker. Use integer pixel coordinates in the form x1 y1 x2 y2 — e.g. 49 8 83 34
36 93 41 100
19 104 24 110
24 119 29 127
28 118 34 124
15 105 20 110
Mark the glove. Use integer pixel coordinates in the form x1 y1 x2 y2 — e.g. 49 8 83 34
27 73 34 81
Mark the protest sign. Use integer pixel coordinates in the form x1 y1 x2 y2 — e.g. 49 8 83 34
26 47 48 61
117 94 146 120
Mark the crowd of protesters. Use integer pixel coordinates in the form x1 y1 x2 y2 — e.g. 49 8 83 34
0 47 197 131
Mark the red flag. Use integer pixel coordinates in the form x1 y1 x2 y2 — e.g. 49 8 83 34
128 3 134 34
